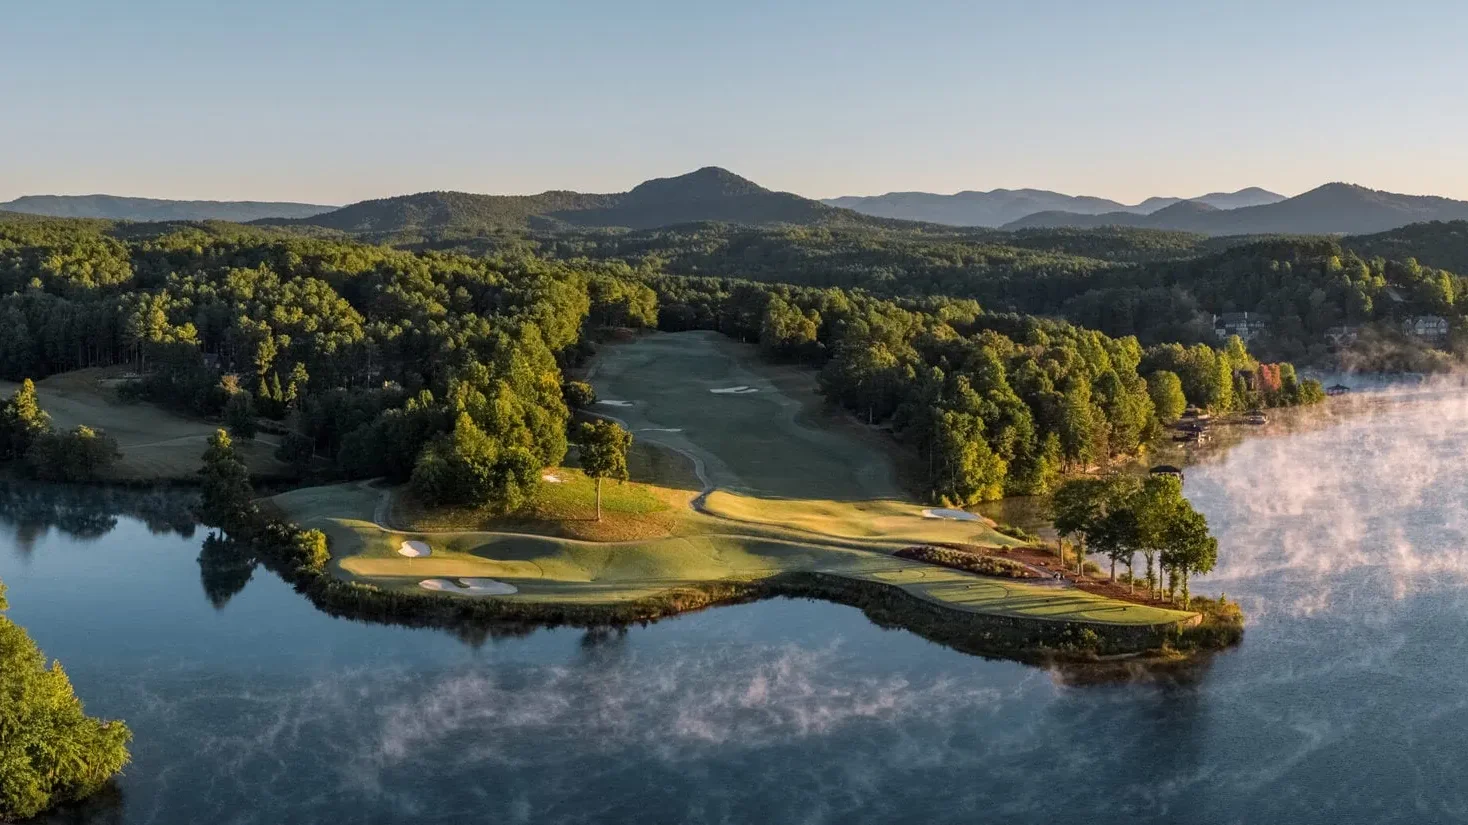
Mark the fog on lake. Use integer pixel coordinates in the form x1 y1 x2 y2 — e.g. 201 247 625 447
6 386 1468 825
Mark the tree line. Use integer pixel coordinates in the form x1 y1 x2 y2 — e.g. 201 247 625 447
1052 473 1216 607
646 273 1322 504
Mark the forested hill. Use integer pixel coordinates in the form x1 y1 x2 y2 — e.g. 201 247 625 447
823 187 1283 227
1344 221 1468 276
1003 183 1468 235
0 195 335 222
269 167 889 235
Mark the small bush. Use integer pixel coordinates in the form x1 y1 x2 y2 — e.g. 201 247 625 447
895 545 1037 579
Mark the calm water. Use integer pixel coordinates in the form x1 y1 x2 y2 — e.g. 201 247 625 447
9 387 1468 824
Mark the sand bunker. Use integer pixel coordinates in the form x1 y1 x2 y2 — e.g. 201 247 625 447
542 472 565 483
397 540 432 557
419 578 518 596
710 386 759 395
921 508 981 521
597 399 634 407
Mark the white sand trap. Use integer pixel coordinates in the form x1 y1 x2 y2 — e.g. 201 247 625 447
597 399 634 407
419 578 518 596
921 508 981 521
710 386 760 395
542 472 565 483
397 540 432 558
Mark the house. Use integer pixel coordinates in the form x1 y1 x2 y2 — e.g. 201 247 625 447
1326 384 1351 396
1213 312 1270 343
1402 315 1449 344
1324 326 1359 348
1150 465 1184 480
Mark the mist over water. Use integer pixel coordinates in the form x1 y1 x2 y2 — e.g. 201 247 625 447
9 387 1468 824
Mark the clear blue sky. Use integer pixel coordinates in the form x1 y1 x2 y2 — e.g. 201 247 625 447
5 0 1467 204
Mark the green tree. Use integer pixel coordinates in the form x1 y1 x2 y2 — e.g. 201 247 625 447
577 419 632 521
224 391 257 440
1146 370 1187 424
930 410 1006 505
562 380 597 409
0 378 53 460
1159 497 1218 608
26 426 121 482
198 429 255 533
0 581 132 821
411 413 540 512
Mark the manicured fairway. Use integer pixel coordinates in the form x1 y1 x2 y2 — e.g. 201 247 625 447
272 330 1197 629
588 331 899 500
274 480 1193 626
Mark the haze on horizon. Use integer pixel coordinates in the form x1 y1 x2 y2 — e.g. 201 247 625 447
5 0 1468 205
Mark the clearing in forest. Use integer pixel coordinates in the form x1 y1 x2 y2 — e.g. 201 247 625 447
0 370 288 481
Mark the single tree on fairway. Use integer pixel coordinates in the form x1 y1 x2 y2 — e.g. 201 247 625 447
577 420 631 521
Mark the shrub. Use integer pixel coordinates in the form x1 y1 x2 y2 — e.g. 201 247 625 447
895 545 1037 579
24 426 121 482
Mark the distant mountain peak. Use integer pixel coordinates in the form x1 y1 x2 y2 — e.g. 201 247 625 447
275 167 877 234
626 167 769 202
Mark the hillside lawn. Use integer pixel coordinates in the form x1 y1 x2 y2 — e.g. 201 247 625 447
0 369 289 481
271 330 1196 629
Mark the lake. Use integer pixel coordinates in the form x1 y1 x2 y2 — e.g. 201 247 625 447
8 386 1468 824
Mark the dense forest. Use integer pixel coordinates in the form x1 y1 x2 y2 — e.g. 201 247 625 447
494 224 1466 366
0 215 1321 508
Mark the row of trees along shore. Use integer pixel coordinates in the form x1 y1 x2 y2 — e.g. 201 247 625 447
1053 474 1217 608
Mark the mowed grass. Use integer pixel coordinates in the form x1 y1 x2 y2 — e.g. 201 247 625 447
274 480 1194 625
702 491 1026 548
589 331 899 500
396 467 691 541
0 369 289 481
272 330 1197 628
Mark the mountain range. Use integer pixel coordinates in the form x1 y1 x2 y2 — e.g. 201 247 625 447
1002 183 1468 235
0 194 335 222
267 167 877 234
9 171 1468 239
823 187 1285 227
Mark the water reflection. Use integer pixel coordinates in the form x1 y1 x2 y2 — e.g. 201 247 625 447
9 385 1468 823
0 483 196 553
196 536 256 609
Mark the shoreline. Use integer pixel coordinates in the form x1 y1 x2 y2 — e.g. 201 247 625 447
239 508 1236 669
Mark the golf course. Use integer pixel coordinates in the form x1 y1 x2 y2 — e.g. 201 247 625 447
0 370 289 482
272 331 1201 650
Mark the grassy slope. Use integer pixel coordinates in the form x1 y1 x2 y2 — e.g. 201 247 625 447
0 370 289 481
273 330 1194 627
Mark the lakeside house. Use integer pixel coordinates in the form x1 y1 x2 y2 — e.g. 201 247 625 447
1402 315 1450 344
1324 325 1359 348
1213 312 1270 343
1326 384 1350 396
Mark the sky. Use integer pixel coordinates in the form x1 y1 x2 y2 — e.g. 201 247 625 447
5 0 1468 204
